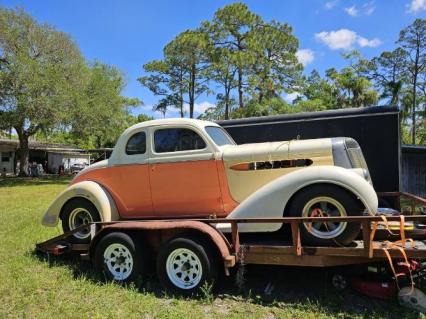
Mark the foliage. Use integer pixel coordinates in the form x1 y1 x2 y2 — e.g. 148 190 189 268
397 19 426 144
141 3 302 119
139 6 426 145
202 3 262 110
67 62 141 148
0 7 86 175
366 48 407 105
139 29 210 118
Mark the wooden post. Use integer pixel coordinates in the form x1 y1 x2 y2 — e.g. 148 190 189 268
362 220 371 257
291 221 302 256
231 221 240 256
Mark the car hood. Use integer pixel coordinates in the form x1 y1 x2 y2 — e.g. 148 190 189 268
221 138 332 162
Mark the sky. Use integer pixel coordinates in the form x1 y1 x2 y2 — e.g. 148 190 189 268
1 0 426 118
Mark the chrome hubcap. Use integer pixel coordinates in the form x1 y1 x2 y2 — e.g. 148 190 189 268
166 248 203 289
302 196 347 239
103 243 134 281
69 208 93 239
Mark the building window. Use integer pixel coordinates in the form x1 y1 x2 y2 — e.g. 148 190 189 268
126 132 146 155
154 128 206 153
1 152 11 162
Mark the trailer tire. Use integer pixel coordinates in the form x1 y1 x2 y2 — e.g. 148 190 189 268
61 198 100 244
157 237 218 295
287 184 362 246
94 232 144 283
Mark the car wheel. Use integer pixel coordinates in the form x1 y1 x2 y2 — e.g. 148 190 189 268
287 184 363 246
61 198 100 244
157 237 218 295
94 232 144 283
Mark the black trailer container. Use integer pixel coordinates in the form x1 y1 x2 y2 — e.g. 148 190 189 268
217 106 400 199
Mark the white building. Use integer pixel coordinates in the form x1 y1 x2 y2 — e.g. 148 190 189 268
0 139 91 175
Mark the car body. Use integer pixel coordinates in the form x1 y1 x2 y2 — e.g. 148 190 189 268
70 163 87 174
42 118 378 243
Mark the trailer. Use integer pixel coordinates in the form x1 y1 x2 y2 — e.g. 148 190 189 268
36 192 426 298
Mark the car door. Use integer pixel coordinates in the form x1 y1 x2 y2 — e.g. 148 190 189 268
109 129 154 219
148 125 224 217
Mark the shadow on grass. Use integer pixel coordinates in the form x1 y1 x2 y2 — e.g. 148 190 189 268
30 249 421 318
0 176 72 187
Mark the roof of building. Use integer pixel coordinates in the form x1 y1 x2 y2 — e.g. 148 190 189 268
0 138 82 152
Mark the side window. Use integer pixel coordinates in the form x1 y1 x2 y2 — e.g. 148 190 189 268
154 128 206 153
126 132 146 155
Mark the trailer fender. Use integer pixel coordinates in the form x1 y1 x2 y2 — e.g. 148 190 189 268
41 181 119 227
217 165 378 233
90 220 235 269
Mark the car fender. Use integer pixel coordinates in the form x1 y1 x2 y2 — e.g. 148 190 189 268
216 165 378 233
41 180 119 227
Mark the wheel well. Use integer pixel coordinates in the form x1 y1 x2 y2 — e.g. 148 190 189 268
283 182 365 216
59 197 99 220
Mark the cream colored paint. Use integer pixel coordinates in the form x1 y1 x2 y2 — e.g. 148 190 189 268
42 180 119 227
222 138 334 202
216 165 378 233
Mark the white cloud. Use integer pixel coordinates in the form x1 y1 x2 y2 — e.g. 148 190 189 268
315 29 382 50
325 0 339 9
183 101 216 115
407 0 426 13
315 29 358 50
363 2 376 15
344 5 358 16
296 49 315 66
357 36 382 48
284 92 301 103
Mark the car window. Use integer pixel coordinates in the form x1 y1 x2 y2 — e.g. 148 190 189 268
205 126 236 146
126 131 146 155
154 128 206 153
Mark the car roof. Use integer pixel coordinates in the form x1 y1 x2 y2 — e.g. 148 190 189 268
124 118 220 133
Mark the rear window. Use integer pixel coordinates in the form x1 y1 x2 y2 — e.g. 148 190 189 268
126 132 146 155
154 128 206 153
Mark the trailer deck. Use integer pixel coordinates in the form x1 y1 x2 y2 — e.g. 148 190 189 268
35 191 426 295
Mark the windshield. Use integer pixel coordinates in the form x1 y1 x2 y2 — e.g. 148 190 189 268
205 126 236 146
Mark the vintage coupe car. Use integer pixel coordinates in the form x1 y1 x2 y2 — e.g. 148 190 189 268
42 118 378 246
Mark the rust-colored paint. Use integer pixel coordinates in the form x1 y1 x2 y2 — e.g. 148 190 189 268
72 159 239 219
72 165 154 218
215 160 239 214
149 159 225 217
230 163 250 171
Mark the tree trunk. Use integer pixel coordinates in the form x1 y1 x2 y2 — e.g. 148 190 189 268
17 130 29 177
224 84 230 120
179 92 184 118
412 78 417 145
237 68 244 109
189 64 196 118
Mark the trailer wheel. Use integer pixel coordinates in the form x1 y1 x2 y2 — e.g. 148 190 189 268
94 232 144 283
157 237 218 295
331 273 349 291
61 198 100 244
287 184 362 246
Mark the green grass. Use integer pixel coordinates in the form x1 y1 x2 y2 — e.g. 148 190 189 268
0 177 424 318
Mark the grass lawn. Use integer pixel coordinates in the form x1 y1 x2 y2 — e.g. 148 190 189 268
0 177 423 318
